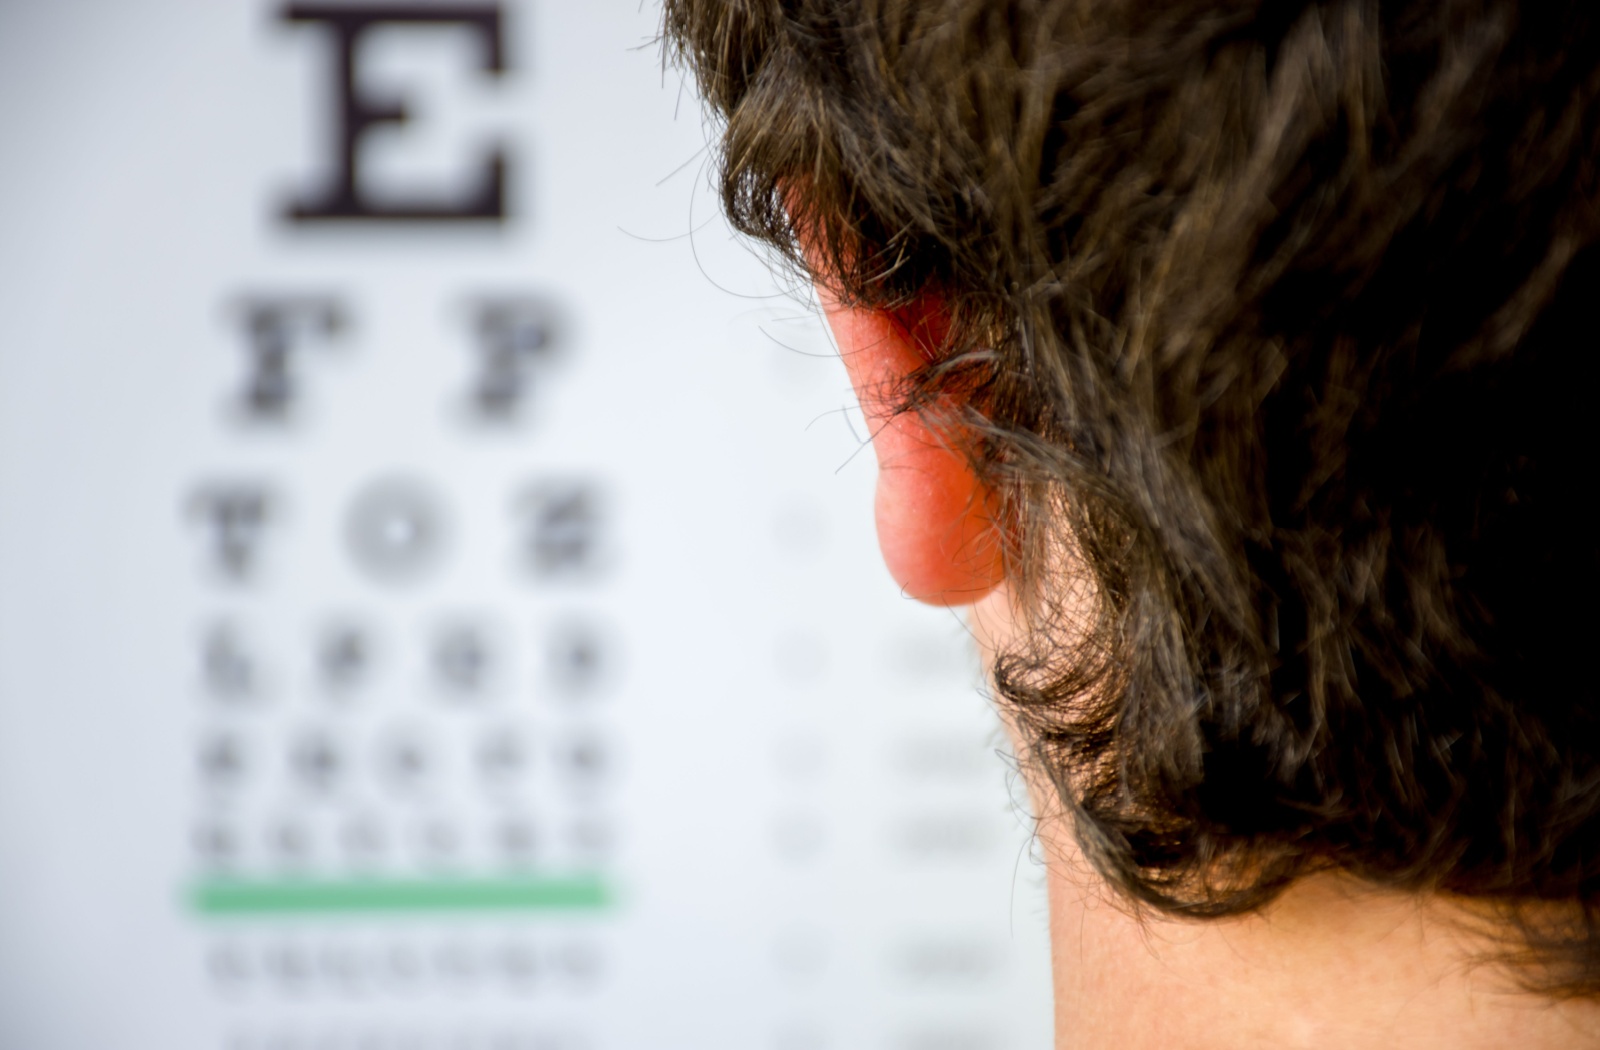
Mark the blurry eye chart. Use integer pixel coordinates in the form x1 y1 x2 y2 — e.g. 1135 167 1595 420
0 5 1050 1050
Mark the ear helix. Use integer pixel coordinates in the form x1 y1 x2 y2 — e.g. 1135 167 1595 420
813 291 1005 606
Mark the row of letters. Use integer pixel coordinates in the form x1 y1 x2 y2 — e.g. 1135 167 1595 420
209 935 602 996
223 296 563 425
196 725 610 796
198 618 611 701
189 477 605 584
192 811 611 869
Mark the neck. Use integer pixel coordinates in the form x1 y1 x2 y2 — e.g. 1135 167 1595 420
1043 839 1600 1049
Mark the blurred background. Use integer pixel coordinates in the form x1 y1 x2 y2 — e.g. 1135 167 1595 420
0 3 1050 1048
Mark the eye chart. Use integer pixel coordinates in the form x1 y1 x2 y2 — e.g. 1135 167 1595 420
0 4 1051 1049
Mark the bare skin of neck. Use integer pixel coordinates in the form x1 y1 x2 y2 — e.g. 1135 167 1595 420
969 587 1600 1050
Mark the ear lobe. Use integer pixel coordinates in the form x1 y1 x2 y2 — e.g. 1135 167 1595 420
813 288 1006 606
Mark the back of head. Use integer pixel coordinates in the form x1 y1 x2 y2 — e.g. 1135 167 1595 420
664 0 1600 994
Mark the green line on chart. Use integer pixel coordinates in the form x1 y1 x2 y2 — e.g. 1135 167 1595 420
189 876 613 916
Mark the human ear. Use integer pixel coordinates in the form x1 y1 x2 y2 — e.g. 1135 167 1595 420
811 284 1006 606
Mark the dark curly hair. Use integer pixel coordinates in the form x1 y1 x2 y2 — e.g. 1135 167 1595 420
663 0 1600 994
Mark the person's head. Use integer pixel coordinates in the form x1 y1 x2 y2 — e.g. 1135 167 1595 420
664 0 1600 997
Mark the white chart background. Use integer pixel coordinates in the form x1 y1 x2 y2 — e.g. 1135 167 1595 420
0 3 1052 1049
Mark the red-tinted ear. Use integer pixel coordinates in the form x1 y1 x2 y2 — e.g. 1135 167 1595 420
812 285 1005 606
